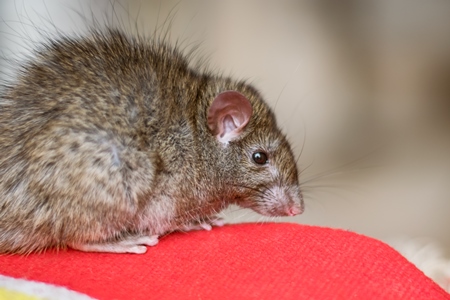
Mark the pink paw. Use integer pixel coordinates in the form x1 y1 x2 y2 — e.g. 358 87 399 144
70 235 159 254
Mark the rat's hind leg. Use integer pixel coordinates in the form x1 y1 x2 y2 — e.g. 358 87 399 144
69 235 159 254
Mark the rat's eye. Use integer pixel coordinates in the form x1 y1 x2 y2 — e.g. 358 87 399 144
252 152 268 165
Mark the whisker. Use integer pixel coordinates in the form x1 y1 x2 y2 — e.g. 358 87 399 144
295 117 307 166
302 180 370 194
273 62 302 113
299 159 315 177
233 209 252 222
301 164 381 186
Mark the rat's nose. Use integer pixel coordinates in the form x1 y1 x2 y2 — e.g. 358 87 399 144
287 205 302 216
286 189 304 216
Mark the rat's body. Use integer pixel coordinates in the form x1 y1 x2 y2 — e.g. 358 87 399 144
0 29 303 254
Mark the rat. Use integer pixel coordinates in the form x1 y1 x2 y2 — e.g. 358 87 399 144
0 28 304 254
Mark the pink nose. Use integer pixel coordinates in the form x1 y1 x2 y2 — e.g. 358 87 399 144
287 205 302 216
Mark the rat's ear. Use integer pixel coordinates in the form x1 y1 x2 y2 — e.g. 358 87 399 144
207 91 253 144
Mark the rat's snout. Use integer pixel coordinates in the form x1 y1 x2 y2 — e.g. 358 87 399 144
255 185 304 217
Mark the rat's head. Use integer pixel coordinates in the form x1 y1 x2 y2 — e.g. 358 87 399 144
206 88 304 217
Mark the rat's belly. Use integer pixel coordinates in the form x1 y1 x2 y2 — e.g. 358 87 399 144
137 194 179 235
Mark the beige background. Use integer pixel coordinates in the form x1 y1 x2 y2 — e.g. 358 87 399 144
1 0 449 255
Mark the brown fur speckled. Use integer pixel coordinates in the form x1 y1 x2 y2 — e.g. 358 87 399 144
0 29 303 254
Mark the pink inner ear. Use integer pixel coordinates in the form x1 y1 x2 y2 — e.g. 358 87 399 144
221 115 237 138
207 91 253 140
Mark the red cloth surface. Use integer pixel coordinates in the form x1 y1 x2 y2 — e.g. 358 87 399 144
0 223 449 300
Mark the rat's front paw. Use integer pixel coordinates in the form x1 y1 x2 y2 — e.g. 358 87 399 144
69 235 159 254
179 217 225 232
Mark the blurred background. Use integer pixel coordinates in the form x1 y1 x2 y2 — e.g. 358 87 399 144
1 0 449 289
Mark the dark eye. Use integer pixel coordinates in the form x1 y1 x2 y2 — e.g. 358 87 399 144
252 152 268 165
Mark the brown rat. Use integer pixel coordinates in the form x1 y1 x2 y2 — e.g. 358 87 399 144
0 28 304 254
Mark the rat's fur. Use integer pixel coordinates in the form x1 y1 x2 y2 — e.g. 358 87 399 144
0 29 303 254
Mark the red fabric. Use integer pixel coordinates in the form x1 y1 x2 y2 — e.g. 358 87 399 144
0 223 448 300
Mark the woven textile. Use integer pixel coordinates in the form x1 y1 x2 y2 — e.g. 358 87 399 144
0 223 448 300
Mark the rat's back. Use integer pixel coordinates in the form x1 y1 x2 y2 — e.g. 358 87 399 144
0 29 193 253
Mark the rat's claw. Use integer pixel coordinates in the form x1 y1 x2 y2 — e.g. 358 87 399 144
200 223 212 231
